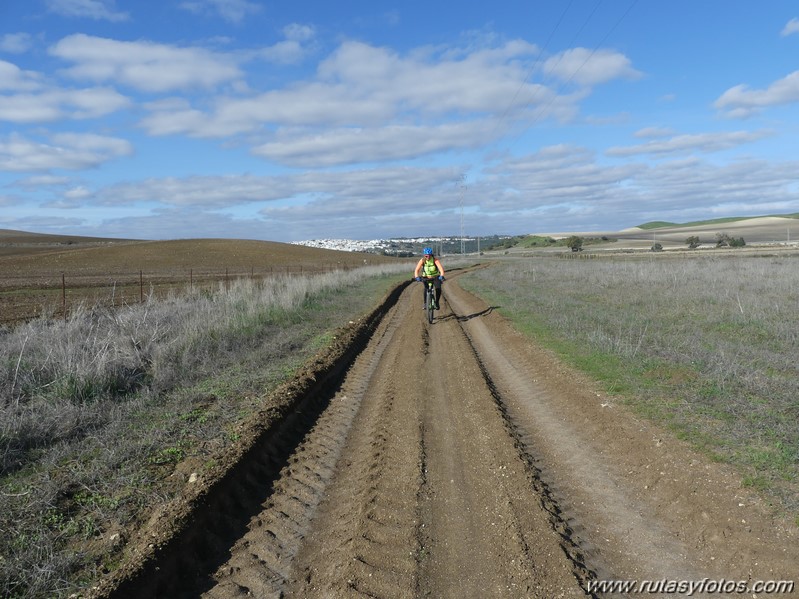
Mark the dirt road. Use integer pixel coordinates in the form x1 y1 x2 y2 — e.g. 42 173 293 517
108 272 798 598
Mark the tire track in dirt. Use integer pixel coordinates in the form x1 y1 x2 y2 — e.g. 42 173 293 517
202 285 415 598
100 284 409 599
275 280 586 598
279 296 427 598
104 270 799 598
445 277 799 594
192 274 590 598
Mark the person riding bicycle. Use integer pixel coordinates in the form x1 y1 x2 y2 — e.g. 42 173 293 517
413 247 445 309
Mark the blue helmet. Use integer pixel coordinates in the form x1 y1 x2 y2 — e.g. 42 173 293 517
423 247 433 255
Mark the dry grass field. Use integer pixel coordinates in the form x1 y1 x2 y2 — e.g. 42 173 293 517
0 237 410 598
460 249 799 515
0 230 392 324
2 221 798 597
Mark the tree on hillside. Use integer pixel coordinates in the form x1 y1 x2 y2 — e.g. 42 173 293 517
685 235 701 249
715 232 746 248
565 235 584 252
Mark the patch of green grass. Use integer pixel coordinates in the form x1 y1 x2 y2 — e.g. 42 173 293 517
637 221 679 229
149 445 185 465
516 235 558 248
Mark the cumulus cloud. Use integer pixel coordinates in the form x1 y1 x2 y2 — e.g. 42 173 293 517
46 0 129 22
0 86 130 123
542 48 642 87
715 71 799 118
0 60 44 91
146 38 547 133
0 132 133 172
50 34 242 92
179 0 262 24
135 38 637 169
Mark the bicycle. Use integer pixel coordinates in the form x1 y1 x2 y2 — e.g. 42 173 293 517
417 276 443 324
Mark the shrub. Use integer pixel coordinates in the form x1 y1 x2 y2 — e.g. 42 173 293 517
715 232 745 248
565 236 584 252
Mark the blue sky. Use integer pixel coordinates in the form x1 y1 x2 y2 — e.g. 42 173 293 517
2 0 799 242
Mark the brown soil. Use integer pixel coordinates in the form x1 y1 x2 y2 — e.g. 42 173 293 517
94 271 798 598
0 237 392 324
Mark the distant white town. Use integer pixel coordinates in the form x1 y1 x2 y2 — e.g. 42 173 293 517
292 238 400 252
292 237 479 254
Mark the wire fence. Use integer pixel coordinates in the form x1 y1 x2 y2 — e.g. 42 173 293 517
0 263 359 325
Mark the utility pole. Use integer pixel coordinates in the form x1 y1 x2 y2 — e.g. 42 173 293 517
459 174 467 255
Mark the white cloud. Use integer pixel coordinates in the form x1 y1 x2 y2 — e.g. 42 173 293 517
90 167 460 213
179 0 262 24
46 0 129 22
781 18 799 36
12 175 73 187
542 48 642 87
255 25 318 66
284 24 315 42
0 87 129 123
634 127 675 139
140 38 580 166
0 33 34 54
483 145 641 208
0 60 44 91
715 71 799 118
64 185 93 200
0 132 133 172
50 34 242 92
259 40 311 65
251 121 500 167
606 130 773 157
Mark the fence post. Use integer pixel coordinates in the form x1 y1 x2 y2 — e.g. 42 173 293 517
140 270 143 303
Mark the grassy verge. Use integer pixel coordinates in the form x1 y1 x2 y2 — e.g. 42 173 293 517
0 263 410 598
460 253 799 518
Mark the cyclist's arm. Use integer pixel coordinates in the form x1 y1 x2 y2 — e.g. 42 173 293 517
435 259 445 277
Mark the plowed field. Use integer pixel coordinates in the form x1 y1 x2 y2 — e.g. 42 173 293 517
101 270 798 598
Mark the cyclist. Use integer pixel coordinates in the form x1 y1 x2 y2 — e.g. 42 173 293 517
413 247 445 309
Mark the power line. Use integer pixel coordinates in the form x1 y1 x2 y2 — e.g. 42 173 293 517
489 0 578 143
510 0 641 147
